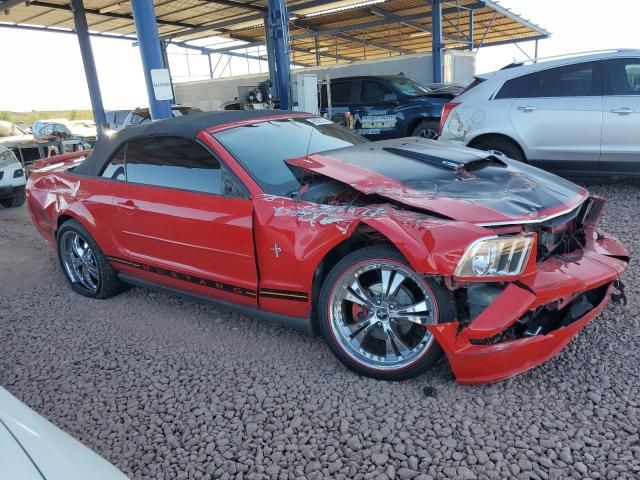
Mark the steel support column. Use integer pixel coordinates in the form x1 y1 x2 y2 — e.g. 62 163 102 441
71 0 107 137
130 0 172 120
266 0 291 110
431 0 443 83
264 13 279 95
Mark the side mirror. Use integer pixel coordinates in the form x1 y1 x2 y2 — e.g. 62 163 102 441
383 93 398 102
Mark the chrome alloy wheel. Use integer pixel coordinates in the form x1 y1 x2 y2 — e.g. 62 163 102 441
328 261 438 371
60 231 100 293
418 128 439 140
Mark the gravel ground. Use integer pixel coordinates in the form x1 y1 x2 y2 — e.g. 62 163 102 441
1 179 639 480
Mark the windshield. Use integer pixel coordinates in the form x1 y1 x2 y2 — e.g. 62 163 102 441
388 78 432 96
0 149 19 167
214 117 368 195
0 121 26 137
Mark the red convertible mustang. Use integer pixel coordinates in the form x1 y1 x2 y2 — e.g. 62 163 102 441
27 111 629 384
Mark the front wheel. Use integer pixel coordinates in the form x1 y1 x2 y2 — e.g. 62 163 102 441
318 246 455 380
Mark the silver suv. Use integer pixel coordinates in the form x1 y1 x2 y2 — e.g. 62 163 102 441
439 49 640 175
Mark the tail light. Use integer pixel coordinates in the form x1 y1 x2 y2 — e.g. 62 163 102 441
439 102 460 134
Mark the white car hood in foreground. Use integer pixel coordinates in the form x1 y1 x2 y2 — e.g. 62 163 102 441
0 388 128 480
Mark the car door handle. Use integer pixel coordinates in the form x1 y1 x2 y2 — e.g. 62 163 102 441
610 107 635 115
116 200 138 214
516 105 536 112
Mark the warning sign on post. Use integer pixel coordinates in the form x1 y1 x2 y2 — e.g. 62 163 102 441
151 69 173 101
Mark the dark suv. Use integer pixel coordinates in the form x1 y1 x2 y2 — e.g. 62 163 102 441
320 75 460 140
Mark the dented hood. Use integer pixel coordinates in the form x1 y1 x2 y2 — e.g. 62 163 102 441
287 138 588 225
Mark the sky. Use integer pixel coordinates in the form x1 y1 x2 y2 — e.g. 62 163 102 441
0 0 638 112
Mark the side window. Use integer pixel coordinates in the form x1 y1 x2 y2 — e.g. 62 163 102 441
330 81 353 104
604 58 640 95
521 62 601 98
125 136 223 195
40 124 53 135
494 75 530 99
361 80 393 103
101 145 126 181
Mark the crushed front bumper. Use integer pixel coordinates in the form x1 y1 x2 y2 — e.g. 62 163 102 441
428 229 629 384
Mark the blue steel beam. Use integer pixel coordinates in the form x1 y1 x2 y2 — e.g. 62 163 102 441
266 0 291 110
130 0 172 120
70 0 107 137
264 13 279 95
431 0 443 83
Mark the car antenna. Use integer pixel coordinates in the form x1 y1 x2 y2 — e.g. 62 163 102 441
295 120 314 202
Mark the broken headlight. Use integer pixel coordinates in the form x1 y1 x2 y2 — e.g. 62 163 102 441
454 235 534 277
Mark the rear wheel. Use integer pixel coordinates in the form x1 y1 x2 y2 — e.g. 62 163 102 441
471 137 525 162
411 120 440 140
57 220 126 299
318 245 455 380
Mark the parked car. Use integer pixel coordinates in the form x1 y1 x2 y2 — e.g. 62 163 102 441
122 105 203 128
0 145 26 207
105 110 131 131
0 387 128 479
0 121 42 166
33 119 97 146
439 49 640 175
26 111 628 384
321 75 460 140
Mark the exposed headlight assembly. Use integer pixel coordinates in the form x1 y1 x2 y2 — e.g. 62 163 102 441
454 235 534 278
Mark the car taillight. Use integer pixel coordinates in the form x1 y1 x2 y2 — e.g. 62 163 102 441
439 102 460 134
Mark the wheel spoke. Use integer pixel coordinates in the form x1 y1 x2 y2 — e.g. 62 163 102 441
80 265 96 289
384 323 411 357
69 253 83 267
397 300 430 315
394 313 431 326
71 234 85 257
345 278 376 309
388 271 406 299
85 262 99 278
350 319 376 344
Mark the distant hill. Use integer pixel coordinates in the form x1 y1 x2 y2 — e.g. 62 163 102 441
0 110 93 126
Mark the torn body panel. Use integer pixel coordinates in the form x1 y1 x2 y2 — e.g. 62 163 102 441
252 194 489 318
430 227 628 384
286 138 588 226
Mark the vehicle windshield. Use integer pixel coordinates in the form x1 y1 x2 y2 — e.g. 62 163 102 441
214 117 368 195
0 121 26 137
388 77 432 96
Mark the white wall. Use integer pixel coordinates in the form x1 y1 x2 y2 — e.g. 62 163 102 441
175 50 475 111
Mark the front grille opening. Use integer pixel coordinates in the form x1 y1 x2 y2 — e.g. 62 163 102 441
527 201 592 262
469 284 610 346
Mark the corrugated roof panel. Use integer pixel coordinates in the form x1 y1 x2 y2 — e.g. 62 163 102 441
0 0 549 63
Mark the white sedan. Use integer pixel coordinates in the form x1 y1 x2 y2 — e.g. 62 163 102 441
0 387 128 479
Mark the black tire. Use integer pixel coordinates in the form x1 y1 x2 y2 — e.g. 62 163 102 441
56 219 126 299
0 190 26 208
318 245 456 381
471 137 525 162
411 120 440 140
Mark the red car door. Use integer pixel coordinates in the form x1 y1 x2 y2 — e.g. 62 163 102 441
106 135 258 307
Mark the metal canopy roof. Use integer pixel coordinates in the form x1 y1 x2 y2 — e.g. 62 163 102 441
0 0 549 66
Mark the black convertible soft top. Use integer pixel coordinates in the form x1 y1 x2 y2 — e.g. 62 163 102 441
74 110 292 176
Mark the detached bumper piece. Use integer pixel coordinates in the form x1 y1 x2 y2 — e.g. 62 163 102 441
428 233 628 385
